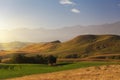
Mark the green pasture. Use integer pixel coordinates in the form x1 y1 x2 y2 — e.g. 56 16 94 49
0 62 119 79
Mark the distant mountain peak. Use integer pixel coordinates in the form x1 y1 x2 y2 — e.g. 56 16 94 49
50 40 61 43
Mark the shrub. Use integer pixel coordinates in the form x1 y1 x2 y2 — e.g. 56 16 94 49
10 54 57 65
47 55 57 66
11 54 25 63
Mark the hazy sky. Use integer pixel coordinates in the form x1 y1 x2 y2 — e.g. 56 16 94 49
0 0 120 29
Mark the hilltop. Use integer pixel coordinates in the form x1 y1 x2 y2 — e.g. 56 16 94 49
20 35 120 58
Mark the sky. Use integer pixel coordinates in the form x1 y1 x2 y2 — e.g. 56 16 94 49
0 0 120 29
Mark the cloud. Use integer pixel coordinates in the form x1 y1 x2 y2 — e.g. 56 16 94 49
59 0 75 5
71 8 80 13
59 0 80 14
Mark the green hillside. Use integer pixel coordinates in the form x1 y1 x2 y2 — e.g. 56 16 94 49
21 35 120 58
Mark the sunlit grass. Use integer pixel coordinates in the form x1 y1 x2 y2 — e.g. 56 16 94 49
0 62 119 79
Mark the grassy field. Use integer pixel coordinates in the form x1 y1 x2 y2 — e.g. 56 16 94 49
0 62 119 79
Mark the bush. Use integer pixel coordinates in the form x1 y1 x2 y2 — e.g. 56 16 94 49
10 54 57 65
47 55 57 66
11 54 25 63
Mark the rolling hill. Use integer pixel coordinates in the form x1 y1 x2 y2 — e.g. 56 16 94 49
0 41 33 50
20 35 120 58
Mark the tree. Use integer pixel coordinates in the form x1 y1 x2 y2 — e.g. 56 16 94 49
34 55 46 64
47 55 57 66
11 54 25 63
10 54 57 65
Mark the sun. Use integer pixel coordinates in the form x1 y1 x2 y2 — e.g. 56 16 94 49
0 30 11 42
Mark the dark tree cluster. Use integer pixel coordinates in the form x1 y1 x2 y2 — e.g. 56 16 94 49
11 54 57 65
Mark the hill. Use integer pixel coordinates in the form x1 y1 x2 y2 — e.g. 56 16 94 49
0 41 33 50
21 35 120 58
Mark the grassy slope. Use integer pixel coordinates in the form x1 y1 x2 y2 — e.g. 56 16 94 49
0 62 119 79
21 35 120 58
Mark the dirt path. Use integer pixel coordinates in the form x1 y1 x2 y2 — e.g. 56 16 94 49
9 65 120 80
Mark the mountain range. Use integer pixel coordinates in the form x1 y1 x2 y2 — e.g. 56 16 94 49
0 21 120 42
20 35 120 58
0 21 120 59
0 34 120 60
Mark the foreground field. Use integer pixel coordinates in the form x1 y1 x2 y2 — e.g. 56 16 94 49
10 65 120 80
0 62 119 79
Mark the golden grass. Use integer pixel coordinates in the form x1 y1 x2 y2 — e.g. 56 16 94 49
9 65 120 80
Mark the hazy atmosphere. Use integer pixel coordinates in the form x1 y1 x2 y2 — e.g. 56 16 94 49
0 1 120 80
0 0 120 42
